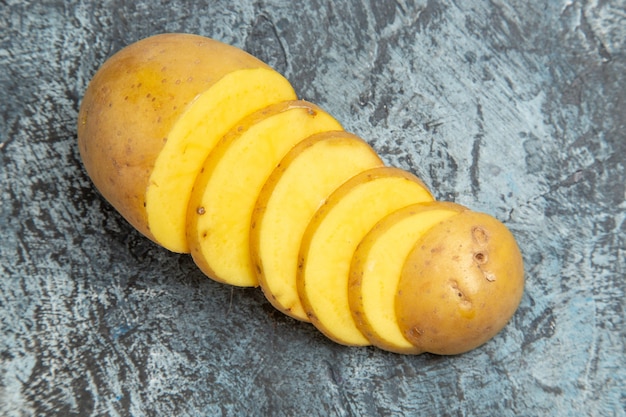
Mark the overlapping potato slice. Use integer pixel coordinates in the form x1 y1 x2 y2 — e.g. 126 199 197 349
348 202 467 354
251 132 384 321
297 167 434 346
187 100 343 287
146 68 296 253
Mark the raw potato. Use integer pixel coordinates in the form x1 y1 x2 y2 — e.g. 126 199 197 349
187 100 342 287
78 33 296 252
298 167 434 346
395 211 525 355
251 131 384 321
78 33 525 356
349 202 467 354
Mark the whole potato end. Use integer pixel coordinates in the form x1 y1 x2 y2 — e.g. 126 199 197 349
395 211 524 355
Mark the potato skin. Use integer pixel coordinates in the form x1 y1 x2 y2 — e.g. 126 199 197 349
77 33 274 242
395 211 524 355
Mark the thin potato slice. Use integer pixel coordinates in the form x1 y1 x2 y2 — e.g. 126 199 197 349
298 167 434 346
251 132 384 321
349 202 467 354
396 211 525 355
187 100 343 287
146 68 296 253
78 33 296 249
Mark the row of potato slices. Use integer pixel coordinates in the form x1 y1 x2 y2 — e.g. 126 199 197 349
182 98 472 354
79 34 522 355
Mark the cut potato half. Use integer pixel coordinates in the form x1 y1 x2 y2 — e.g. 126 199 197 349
349 202 467 354
251 132 384 321
146 67 296 253
187 100 343 287
396 211 525 355
297 167 434 346
77 33 295 248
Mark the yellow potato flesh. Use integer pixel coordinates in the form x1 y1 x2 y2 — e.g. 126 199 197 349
396 211 525 355
349 202 466 354
146 68 296 253
187 101 343 287
298 167 434 346
251 132 384 321
77 33 294 245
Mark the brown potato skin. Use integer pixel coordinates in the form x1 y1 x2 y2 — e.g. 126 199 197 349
395 211 524 355
77 33 275 242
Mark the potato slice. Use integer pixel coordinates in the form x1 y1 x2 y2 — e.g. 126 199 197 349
297 167 434 346
251 132 384 321
187 100 343 287
396 211 525 355
146 68 295 253
349 202 467 354
78 33 296 252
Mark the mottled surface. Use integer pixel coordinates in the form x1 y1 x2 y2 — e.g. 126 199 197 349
1 1 624 416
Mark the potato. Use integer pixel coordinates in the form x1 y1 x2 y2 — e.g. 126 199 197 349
298 167 434 346
395 210 525 355
78 33 525 355
77 33 296 252
251 131 384 321
349 201 467 354
186 100 342 287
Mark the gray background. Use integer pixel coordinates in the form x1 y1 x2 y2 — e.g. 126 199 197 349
1 1 624 416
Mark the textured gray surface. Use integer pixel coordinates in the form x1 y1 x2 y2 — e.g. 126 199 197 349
1 1 625 416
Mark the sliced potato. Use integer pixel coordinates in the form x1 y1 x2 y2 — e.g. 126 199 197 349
251 132 384 321
297 167 434 346
78 33 296 251
187 100 343 287
396 211 525 355
79 34 526 356
349 202 467 354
